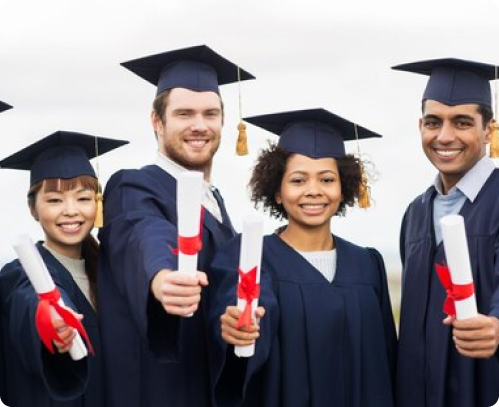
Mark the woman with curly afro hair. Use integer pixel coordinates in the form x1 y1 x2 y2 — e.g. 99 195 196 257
209 109 397 407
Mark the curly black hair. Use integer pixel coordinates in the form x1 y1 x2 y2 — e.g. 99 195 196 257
249 143 363 220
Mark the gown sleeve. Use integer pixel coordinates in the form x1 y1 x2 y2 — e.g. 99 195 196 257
98 169 181 359
368 248 398 380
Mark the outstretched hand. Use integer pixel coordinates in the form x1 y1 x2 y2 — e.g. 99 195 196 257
151 269 208 317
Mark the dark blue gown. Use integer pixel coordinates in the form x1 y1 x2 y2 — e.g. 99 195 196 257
97 165 235 407
397 169 499 407
209 233 397 407
0 243 102 407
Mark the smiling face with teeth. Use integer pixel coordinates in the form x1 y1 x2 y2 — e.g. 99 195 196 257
420 100 493 194
152 87 223 179
29 178 97 259
276 154 342 234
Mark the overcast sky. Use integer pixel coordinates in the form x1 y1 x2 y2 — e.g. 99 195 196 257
1 0 499 278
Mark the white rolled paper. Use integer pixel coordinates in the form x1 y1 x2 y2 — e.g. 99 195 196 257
13 234 88 360
235 214 264 358
440 214 478 320
176 171 204 276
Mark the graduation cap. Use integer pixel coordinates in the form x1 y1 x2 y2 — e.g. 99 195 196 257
392 58 499 157
120 44 255 96
0 131 129 227
391 58 497 107
244 108 382 207
121 45 255 156
0 101 12 113
244 108 381 158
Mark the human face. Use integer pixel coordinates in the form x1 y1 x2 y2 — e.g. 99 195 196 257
31 182 96 259
276 154 342 231
420 100 492 193
152 87 223 177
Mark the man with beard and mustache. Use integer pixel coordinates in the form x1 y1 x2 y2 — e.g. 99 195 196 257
96 45 254 407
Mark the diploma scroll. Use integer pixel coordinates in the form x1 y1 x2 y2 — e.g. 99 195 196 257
440 214 478 320
13 234 88 360
176 171 204 276
235 214 264 358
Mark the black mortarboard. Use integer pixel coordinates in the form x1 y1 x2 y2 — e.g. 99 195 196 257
392 58 498 106
0 101 12 113
121 44 255 96
0 131 129 186
244 108 382 159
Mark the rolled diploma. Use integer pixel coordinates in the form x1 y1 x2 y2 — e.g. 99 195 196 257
176 171 204 276
235 215 264 357
440 214 478 320
13 234 87 360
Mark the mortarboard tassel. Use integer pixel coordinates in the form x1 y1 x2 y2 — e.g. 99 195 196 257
235 65 249 156
358 163 371 209
491 65 499 158
236 121 249 156
93 135 104 228
490 120 499 158
94 190 104 228
354 123 371 209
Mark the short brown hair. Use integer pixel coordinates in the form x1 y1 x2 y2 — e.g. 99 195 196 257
152 89 225 125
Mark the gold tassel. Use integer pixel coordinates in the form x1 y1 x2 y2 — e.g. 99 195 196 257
358 165 371 209
236 121 249 156
490 120 499 158
94 192 104 228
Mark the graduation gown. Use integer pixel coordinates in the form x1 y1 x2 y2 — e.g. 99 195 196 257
97 165 235 407
210 233 397 407
397 169 499 407
0 243 103 407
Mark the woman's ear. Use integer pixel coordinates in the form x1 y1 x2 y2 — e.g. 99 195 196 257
275 192 282 204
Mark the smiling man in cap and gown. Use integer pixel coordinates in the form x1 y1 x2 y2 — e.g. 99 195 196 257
393 58 499 407
96 45 254 407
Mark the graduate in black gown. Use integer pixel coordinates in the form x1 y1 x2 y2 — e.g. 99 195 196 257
209 108 397 407
0 131 127 407
0 99 12 404
392 59 499 407
96 45 255 407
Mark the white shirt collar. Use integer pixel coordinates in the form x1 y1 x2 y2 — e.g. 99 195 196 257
154 151 189 180
154 151 223 222
433 155 495 202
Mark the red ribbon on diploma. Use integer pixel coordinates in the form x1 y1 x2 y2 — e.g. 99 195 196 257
236 266 260 329
35 288 94 355
171 207 204 256
435 263 475 317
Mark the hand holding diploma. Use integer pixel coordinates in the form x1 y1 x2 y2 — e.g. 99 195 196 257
13 234 92 360
158 171 207 318
234 214 264 357
439 215 499 358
